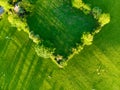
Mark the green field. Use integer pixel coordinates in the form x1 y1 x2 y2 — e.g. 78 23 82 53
0 0 120 90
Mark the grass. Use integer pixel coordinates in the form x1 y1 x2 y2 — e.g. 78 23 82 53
0 0 120 90
27 0 97 58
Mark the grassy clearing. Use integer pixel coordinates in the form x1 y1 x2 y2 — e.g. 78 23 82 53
0 0 120 90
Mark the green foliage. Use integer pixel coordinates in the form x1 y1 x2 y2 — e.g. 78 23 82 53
82 4 91 14
72 44 83 54
7 0 40 44
8 0 21 5
0 0 119 89
19 0 33 13
58 60 67 67
92 7 102 19
8 14 40 44
6 0 110 67
92 27 102 35
8 14 28 31
98 13 110 27
26 0 107 66
29 31 40 44
0 1 12 11
72 0 91 14
72 0 83 9
35 45 54 58
81 32 93 45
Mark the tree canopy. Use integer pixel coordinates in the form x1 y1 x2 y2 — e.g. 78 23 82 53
81 32 93 45
98 13 110 27
35 45 54 58
72 0 84 9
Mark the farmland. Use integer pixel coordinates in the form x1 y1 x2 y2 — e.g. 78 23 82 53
0 0 120 90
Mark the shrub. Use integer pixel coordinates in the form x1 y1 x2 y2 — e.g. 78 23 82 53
92 7 102 19
29 31 41 44
82 4 91 14
8 14 27 31
81 32 93 45
72 0 83 9
92 27 102 35
72 0 91 14
19 0 33 13
35 45 54 58
98 13 110 27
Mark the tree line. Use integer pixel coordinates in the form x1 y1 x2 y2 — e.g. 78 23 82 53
65 0 111 64
1 0 111 67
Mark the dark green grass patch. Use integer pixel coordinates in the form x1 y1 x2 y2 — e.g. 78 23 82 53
27 0 97 58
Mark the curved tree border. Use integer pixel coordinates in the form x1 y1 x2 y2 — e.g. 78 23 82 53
0 0 110 68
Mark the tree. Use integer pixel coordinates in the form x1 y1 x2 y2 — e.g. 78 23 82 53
92 7 102 19
19 0 33 13
33 34 40 44
98 13 110 27
29 31 40 44
81 32 93 45
8 14 27 31
72 0 91 14
72 0 83 9
8 0 22 5
35 45 54 58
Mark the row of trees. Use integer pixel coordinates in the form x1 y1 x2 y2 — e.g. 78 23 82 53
8 0 110 67
29 31 41 44
98 13 110 27
68 32 93 60
81 32 93 45
72 0 110 28
0 1 12 11
72 0 91 14
72 0 110 34
7 0 41 44
92 7 110 28
45 0 111 67
8 14 41 44
35 44 54 59
8 14 27 31
66 0 111 62
5 0 111 67
2 0 61 66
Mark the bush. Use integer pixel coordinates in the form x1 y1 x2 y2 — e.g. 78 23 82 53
72 44 83 54
82 4 91 14
8 14 27 31
92 7 102 19
72 0 91 14
8 14 40 44
98 13 110 27
81 32 93 45
35 45 54 58
29 31 41 44
72 0 83 9
8 0 22 5
19 0 33 13
92 27 102 35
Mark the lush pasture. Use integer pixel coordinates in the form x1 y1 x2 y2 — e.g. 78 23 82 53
0 0 120 90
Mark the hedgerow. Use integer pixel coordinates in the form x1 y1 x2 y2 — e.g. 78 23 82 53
1 0 110 68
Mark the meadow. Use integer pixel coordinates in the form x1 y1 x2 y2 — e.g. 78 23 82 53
0 0 120 90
